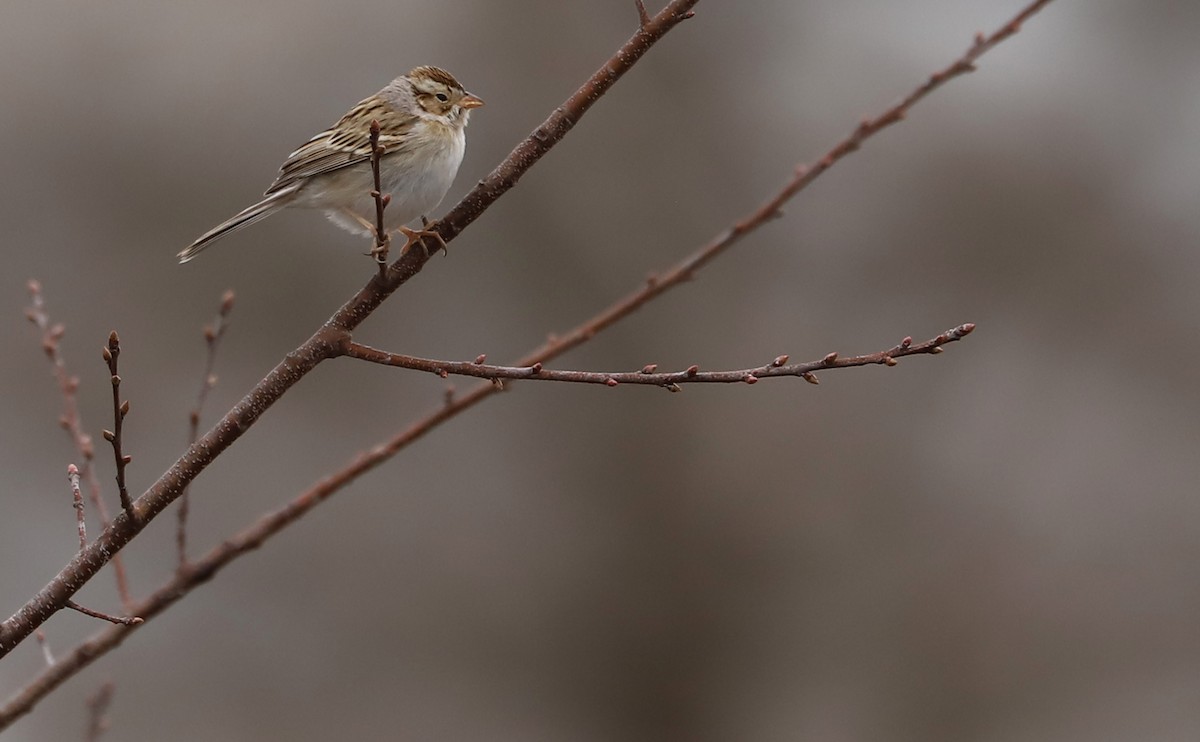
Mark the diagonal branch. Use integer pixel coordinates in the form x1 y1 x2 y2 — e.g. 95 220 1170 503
0 0 702 662
343 325 975 389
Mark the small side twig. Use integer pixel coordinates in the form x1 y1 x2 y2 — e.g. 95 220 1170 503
368 119 391 276
342 325 974 389
26 282 133 608
84 681 114 742
634 0 651 29
177 290 235 568
101 333 133 516
35 631 53 667
69 464 86 551
64 602 141 627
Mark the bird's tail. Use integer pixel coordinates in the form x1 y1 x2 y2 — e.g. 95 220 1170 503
178 186 298 263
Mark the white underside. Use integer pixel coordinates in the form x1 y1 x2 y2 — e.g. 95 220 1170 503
292 128 466 236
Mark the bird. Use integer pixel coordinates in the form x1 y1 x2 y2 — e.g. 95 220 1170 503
179 66 483 263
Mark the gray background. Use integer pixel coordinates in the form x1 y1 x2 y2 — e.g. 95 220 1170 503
2 1 1199 740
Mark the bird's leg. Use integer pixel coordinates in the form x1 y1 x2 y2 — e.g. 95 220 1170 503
341 208 391 262
392 216 448 259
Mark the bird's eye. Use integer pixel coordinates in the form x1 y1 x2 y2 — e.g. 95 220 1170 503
435 93 449 102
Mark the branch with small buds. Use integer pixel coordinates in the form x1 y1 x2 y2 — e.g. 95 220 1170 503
368 120 391 275
341 325 974 389
69 465 86 551
101 333 133 516
177 290 235 568
25 282 132 608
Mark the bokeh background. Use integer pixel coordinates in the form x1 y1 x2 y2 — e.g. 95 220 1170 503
2 1 1199 739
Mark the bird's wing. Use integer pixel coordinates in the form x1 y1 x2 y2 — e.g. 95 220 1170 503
264 97 419 195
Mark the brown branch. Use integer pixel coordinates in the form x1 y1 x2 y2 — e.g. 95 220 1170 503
177 290 235 568
0 2 1053 720
84 681 114 742
0 0 701 664
64 603 141 627
100 334 133 516
343 325 975 389
368 119 391 275
635 0 651 29
69 464 86 551
25 283 133 609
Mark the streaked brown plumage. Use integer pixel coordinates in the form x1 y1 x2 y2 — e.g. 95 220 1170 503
180 66 483 263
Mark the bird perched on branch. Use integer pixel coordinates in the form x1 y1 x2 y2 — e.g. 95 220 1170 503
180 66 483 263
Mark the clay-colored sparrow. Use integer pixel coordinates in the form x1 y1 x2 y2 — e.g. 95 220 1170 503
179 66 483 263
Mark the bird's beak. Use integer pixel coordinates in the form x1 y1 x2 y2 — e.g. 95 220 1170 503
460 93 485 109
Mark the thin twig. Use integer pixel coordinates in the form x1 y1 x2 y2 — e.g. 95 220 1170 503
369 119 391 276
343 326 974 388
177 290 235 568
0 0 701 664
100 333 133 516
68 464 86 551
84 681 114 742
635 0 651 29
35 631 53 667
64 602 141 627
25 282 133 608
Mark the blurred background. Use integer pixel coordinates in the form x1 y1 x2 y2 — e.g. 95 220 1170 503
2 1 1199 739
